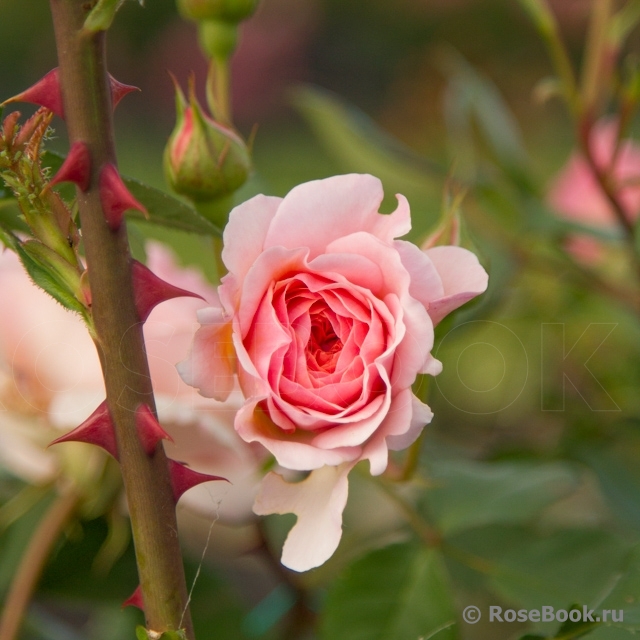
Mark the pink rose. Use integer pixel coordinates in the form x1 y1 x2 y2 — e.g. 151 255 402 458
0 243 262 522
547 119 640 261
179 174 488 570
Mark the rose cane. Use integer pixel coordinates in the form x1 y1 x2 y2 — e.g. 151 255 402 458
3 2 207 637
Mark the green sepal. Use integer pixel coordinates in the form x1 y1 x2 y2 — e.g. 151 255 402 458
83 0 122 33
21 240 83 301
3 232 86 315
135 627 187 640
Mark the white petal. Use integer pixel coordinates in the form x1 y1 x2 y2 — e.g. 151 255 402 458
253 463 354 571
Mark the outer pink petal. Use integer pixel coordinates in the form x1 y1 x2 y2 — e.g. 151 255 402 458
222 194 282 282
361 388 415 475
253 463 354 571
395 240 445 308
176 307 235 401
235 398 361 469
387 394 433 451
318 231 411 297
424 246 488 325
263 174 410 258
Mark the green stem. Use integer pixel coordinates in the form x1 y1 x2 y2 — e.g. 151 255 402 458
518 0 581 115
48 2 194 637
578 118 640 282
0 490 79 640
208 57 231 125
581 0 614 116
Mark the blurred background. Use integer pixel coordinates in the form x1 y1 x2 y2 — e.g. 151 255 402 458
3 0 640 639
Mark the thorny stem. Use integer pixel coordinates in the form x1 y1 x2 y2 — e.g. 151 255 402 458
48 1 194 637
0 490 79 640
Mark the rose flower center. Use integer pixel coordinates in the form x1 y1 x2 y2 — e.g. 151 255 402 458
306 312 343 373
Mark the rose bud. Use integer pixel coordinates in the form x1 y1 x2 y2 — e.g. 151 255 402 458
177 0 259 23
163 80 251 206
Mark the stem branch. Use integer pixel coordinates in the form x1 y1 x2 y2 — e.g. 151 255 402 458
0 491 79 640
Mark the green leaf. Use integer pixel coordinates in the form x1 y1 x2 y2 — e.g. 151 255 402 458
83 0 122 32
123 178 221 236
445 525 632 618
8 235 85 314
515 604 602 639
421 459 578 536
595 544 640 628
440 51 533 191
610 0 640 47
320 543 458 640
555 615 601 639
488 529 630 611
576 443 640 531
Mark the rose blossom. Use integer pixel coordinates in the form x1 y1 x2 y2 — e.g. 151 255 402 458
0 242 261 523
178 173 489 571
547 119 640 261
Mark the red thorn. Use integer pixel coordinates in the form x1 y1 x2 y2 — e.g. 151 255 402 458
134 404 173 455
50 141 92 192
122 585 144 611
169 459 227 503
131 259 204 322
99 163 147 230
2 69 64 119
49 401 118 459
109 75 140 109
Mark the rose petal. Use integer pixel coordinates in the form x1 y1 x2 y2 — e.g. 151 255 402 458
264 174 410 258
424 246 489 325
222 194 282 282
177 308 235 401
253 463 354 571
235 398 361 469
386 393 433 451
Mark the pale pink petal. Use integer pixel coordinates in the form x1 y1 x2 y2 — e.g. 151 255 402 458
222 194 282 282
361 388 414 475
387 394 433 450
235 398 361 469
177 308 235 401
395 240 445 308
424 246 489 325
390 293 435 389
253 463 354 571
316 231 411 298
263 174 410 258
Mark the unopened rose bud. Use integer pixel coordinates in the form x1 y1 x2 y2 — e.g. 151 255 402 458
163 81 251 204
177 0 258 23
